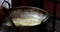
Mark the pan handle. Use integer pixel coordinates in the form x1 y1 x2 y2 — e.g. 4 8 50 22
2 0 10 9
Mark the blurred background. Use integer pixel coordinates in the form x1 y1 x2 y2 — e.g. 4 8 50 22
0 0 60 32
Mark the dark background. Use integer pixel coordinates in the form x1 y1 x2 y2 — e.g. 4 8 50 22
12 0 44 9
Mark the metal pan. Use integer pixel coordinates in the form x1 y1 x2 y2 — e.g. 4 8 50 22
3 6 49 27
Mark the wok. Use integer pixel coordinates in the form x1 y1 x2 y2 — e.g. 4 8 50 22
3 6 49 27
1 1 50 32
0 0 49 27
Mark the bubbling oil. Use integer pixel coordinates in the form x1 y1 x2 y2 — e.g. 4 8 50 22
12 17 42 27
